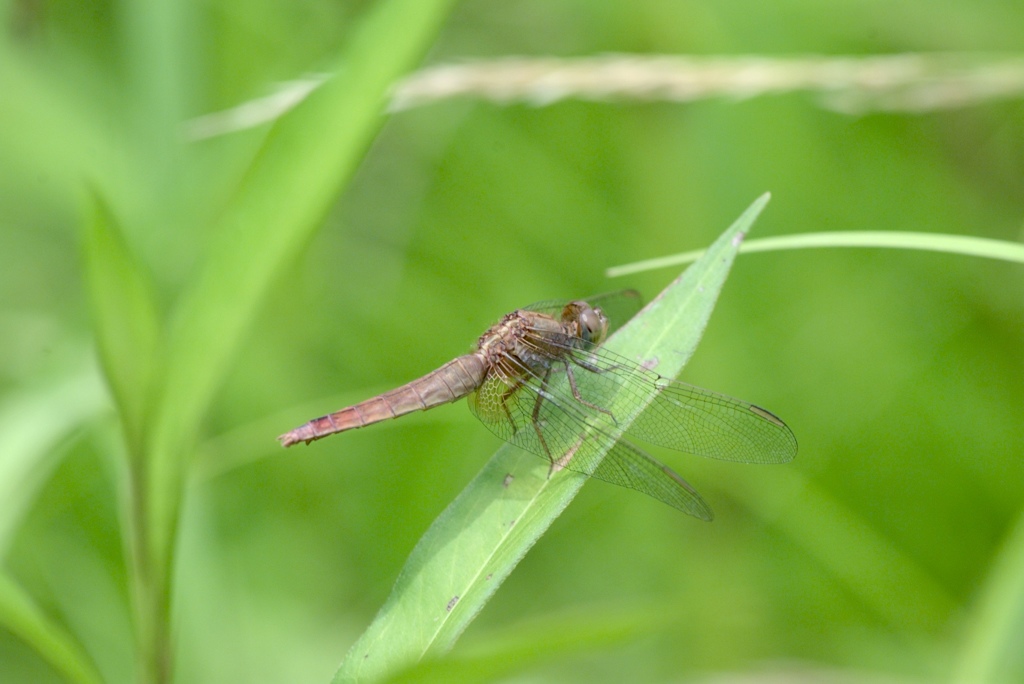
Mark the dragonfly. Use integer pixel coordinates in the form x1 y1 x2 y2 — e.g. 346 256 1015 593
279 291 797 520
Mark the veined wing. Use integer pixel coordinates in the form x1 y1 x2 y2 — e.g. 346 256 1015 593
468 342 713 519
529 333 798 464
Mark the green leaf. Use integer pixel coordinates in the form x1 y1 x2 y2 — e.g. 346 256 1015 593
145 0 461 543
118 2 460 679
80 192 160 456
952 507 1024 684
0 358 109 554
334 194 771 683
381 605 663 684
0 572 104 684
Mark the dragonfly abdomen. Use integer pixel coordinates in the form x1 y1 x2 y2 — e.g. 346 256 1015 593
279 354 487 446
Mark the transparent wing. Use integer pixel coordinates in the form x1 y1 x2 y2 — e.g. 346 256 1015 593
531 334 799 464
468 348 713 519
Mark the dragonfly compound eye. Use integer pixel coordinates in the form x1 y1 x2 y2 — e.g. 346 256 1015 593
579 305 609 344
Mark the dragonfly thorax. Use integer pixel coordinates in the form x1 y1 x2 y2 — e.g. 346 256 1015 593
474 309 570 383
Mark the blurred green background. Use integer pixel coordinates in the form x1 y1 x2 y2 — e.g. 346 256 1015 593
2 0 1024 682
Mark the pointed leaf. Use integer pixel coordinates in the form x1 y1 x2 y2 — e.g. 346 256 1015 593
335 194 772 682
80 191 160 454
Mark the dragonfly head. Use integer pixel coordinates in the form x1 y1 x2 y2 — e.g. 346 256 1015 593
565 301 610 345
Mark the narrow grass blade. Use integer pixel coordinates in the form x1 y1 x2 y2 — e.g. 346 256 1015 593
81 191 160 455
606 231 1024 278
0 573 104 684
952 507 1024 684
334 194 771 683
0 360 109 554
145 0 460 546
106 2 459 680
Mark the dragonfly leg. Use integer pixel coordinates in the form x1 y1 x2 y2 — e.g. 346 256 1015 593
531 368 557 476
563 361 617 426
572 353 625 375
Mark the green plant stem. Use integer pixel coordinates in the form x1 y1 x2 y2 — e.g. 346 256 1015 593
605 231 1024 277
106 1 462 681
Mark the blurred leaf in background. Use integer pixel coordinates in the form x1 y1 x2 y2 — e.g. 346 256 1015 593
1 0 1023 683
